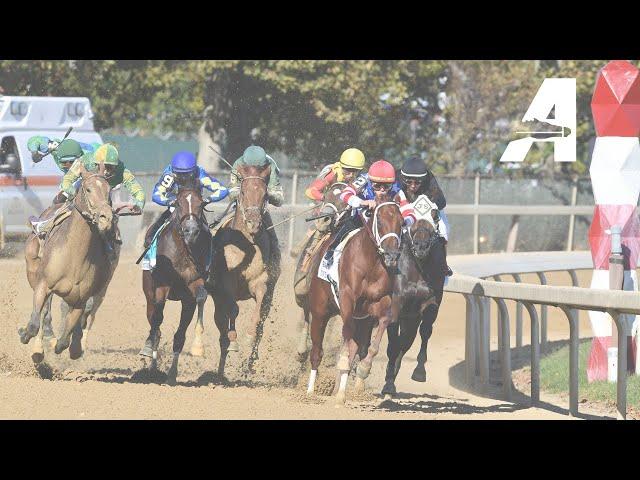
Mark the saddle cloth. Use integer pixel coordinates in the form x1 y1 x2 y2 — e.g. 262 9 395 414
317 228 361 307
141 219 171 271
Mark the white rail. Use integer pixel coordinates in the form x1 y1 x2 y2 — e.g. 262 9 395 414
446 251 639 419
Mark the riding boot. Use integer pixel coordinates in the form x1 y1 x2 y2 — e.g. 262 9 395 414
300 228 323 274
324 215 358 269
265 213 281 281
144 209 171 248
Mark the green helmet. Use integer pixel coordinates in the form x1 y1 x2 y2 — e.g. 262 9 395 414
53 139 84 163
94 144 119 166
241 145 268 166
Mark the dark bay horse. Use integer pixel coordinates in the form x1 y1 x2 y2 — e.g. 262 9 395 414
306 196 404 404
205 164 280 377
293 182 350 361
141 186 211 384
382 210 446 398
20 163 116 362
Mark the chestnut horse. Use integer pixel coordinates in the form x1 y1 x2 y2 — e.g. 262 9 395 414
306 196 404 404
382 215 446 398
206 164 279 377
293 182 350 361
141 186 211 384
19 163 116 362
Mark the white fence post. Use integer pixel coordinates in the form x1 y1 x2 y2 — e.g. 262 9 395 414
567 180 578 251
473 174 480 255
287 171 298 256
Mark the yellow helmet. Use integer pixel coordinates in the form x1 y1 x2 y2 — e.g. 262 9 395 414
339 148 365 170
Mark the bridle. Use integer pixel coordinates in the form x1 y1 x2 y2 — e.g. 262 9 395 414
173 189 210 276
73 173 111 226
320 182 348 229
238 175 268 229
406 221 438 260
370 201 402 255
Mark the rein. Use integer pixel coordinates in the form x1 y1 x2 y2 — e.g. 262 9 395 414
172 192 210 277
358 202 402 256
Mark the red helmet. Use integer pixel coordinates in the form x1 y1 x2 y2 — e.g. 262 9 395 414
368 160 396 183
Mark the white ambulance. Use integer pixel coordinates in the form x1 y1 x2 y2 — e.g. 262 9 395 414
0 96 104 247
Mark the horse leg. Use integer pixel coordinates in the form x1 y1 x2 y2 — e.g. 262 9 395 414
167 298 197 385
412 302 440 383
19 281 50 346
213 293 230 378
149 286 170 370
335 291 357 405
354 297 392 393
307 311 330 395
79 296 95 353
69 320 84 360
41 295 58 350
140 270 155 357
54 305 86 355
382 311 420 397
245 281 268 372
189 310 206 357
29 290 54 364
296 307 310 363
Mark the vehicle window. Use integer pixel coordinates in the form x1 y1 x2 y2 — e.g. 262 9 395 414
0 136 21 173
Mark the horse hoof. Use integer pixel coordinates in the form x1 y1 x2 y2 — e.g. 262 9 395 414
54 342 66 355
411 367 426 383
384 394 393 401
381 382 397 397
166 371 177 386
18 327 30 345
31 351 44 364
26 322 39 338
47 337 58 350
69 347 83 360
139 343 153 358
228 340 239 352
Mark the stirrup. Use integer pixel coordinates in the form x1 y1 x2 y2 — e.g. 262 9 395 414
29 216 51 237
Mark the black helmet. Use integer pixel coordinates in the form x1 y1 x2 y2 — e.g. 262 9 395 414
400 156 429 180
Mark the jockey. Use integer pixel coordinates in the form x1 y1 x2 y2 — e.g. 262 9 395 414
324 159 415 268
143 151 229 250
291 148 366 259
227 145 282 277
398 156 452 276
27 135 98 177
60 144 146 260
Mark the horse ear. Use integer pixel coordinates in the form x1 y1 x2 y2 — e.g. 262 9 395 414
98 161 105 175
261 164 271 178
78 162 88 178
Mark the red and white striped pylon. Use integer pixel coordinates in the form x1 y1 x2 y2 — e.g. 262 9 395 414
587 60 640 382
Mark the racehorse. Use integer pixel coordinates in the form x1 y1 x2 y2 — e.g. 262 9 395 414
140 185 212 384
293 182 350 361
381 204 447 398
205 163 280 378
305 195 404 404
19 162 117 362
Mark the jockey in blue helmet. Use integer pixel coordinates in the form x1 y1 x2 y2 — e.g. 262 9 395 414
143 151 229 248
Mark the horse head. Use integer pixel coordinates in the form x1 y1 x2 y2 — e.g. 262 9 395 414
408 218 439 260
174 186 207 246
76 162 114 237
236 164 270 235
371 195 403 269
317 182 349 232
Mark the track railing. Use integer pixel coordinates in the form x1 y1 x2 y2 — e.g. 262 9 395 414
446 251 640 420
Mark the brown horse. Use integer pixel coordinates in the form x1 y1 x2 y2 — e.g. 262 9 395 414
19 163 116 362
306 196 404 404
293 182 349 361
141 186 211 384
205 163 280 377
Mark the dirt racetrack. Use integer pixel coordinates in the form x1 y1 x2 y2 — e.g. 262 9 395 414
0 251 618 420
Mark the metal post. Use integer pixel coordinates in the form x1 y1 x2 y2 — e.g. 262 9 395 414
493 275 503 354
494 298 512 401
560 306 579 417
513 273 523 357
609 310 631 420
523 302 540 406
568 269 579 288
464 294 478 387
536 272 548 348
473 174 480 255
475 296 489 392
287 171 298 256
567 180 578 251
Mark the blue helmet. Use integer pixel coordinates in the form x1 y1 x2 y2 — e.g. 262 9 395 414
171 151 197 173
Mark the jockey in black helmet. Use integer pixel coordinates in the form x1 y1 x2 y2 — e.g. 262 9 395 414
399 156 452 276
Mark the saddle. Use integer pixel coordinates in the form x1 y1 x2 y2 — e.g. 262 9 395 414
28 205 72 239
317 228 362 307
141 219 172 271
